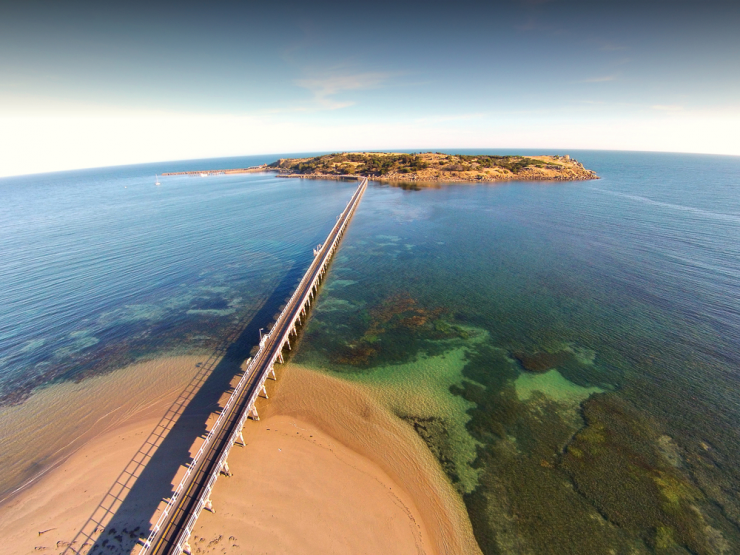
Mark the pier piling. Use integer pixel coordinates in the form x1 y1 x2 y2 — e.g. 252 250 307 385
138 178 368 555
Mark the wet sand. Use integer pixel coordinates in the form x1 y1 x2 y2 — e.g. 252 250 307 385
0 360 480 555
0 415 169 554
192 414 433 554
193 364 480 555
0 356 208 554
0 355 208 505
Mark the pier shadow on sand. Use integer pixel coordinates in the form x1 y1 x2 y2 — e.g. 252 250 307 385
64 258 310 555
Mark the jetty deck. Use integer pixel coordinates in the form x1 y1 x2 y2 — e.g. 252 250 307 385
139 178 368 555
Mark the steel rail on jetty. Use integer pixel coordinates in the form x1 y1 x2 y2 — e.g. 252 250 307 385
138 177 368 555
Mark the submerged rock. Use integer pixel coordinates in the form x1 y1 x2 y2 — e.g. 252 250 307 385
561 395 738 554
512 350 574 373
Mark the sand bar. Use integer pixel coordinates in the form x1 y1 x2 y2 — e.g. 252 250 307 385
0 356 208 505
0 356 211 553
0 360 480 555
192 414 432 555
0 415 170 554
196 364 481 555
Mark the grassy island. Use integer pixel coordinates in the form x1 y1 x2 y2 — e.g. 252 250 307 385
265 152 598 182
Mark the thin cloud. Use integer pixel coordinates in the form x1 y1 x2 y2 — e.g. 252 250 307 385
295 72 391 110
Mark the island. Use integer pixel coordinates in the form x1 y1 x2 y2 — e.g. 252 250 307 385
265 152 599 182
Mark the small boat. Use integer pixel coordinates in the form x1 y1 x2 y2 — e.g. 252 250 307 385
155 174 160 186
200 173 208 177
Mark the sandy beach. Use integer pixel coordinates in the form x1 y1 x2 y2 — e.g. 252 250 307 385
0 355 210 554
192 415 432 555
0 359 479 555
0 414 170 554
0 356 209 505
193 364 481 555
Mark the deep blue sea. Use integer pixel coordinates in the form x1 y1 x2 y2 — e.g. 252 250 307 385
1 151 739 553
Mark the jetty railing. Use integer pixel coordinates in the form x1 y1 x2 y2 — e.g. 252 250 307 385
138 177 367 555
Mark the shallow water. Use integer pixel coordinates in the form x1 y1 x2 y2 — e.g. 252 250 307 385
295 151 740 554
1 151 739 553
0 157 356 498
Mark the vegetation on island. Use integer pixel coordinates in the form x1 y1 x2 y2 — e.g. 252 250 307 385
266 151 598 182
270 153 430 176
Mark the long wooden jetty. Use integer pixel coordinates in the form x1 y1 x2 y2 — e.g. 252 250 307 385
138 177 368 555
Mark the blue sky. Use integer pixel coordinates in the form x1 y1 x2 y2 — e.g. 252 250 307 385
1 0 739 175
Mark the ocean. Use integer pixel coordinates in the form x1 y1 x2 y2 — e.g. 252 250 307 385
1 151 739 553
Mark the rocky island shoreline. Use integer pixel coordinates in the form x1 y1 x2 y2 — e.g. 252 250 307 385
262 152 599 182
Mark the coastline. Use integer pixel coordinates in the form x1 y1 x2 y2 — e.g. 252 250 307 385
0 415 168 554
0 355 209 554
0 359 480 555
235 363 482 555
273 171 595 183
0 355 208 506
166 152 599 184
268 152 599 182
183 167 597 184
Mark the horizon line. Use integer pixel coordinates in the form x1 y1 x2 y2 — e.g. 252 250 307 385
2 147 739 179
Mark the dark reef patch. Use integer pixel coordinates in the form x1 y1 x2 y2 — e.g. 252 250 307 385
189 296 230 311
401 415 462 492
449 344 627 554
314 292 468 370
561 395 739 554
512 349 573 373
444 342 738 554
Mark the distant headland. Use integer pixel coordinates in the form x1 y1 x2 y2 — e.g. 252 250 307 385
267 152 599 182
162 152 599 182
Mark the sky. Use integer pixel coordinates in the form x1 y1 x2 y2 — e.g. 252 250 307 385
1 0 739 176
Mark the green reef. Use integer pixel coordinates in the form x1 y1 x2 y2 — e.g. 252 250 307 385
560 395 737 554
298 289 740 554
294 203 740 555
449 342 737 554
308 291 470 368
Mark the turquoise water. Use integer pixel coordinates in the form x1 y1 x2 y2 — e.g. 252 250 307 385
0 157 357 498
1 151 739 553
0 158 355 405
295 151 740 554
